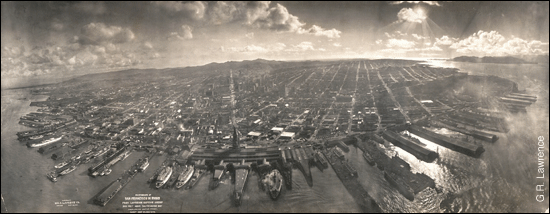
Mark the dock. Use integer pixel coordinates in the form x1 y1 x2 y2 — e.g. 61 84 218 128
408 125 485 157
431 119 498 143
381 130 438 162
356 136 436 200
323 148 382 213
93 154 147 206
233 160 250 206
190 146 281 162
290 147 313 187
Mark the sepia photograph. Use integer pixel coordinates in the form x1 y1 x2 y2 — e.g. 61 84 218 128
1 1 549 213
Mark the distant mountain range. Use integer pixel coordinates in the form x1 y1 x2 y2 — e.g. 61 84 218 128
66 58 336 85
2 58 348 89
450 54 549 64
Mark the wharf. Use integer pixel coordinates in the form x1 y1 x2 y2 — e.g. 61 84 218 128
431 120 498 143
356 136 436 198
233 161 250 206
322 149 382 213
381 130 438 162
408 125 485 157
282 147 313 187
190 146 281 162
88 147 128 176
93 154 148 206
441 115 503 133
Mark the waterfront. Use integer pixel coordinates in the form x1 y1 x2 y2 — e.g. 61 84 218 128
1 89 358 212
1 60 548 213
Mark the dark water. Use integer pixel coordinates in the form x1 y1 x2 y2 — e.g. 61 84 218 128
1 61 549 212
416 60 550 213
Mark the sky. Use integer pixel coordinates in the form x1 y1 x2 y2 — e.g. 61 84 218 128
1 1 549 78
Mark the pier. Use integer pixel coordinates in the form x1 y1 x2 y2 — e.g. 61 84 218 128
381 130 438 162
408 125 485 157
323 149 382 213
355 135 436 200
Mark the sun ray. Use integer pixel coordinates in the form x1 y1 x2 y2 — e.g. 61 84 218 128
426 18 446 38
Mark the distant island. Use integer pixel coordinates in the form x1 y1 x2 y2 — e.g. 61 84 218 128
450 54 549 64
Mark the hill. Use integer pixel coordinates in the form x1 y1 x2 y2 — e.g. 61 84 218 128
451 54 548 64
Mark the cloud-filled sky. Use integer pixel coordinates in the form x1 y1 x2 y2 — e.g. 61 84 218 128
2 1 549 78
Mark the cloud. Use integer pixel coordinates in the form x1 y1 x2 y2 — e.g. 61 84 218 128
396 8 426 23
376 36 444 56
243 1 272 24
27 53 49 64
449 30 549 55
253 4 342 38
298 25 341 38
90 45 106 55
1 46 25 58
434 35 458 46
390 1 441 6
143 42 153 49
78 22 135 45
181 25 193 39
153 1 207 20
385 31 408 38
224 41 317 53
269 42 287 51
74 50 99 65
378 46 442 54
333 43 342 47
169 25 193 40
202 2 341 38
241 45 269 53
386 38 416 49
500 38 548 55
149 52 161 59
287 41 315 51
223 42 287 54
2 32 146 78
245 32 254 39
206 1 243 24
412 33 428 40
253 3 304 32
417 46 442 52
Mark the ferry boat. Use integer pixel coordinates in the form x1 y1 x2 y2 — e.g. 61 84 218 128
262 169 283 200
156 166 173 189
27 136 63 148
186 168 205 190
315 151 329 168
120 150 132 161
94 147 110 157
186 160 206 190
138 157 150 172
59 165 77 176
55 160 71 169
175 165 194 189
30 135 44 140
46 172 58 182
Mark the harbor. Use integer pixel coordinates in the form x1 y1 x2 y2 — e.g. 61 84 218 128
2 56 547 213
